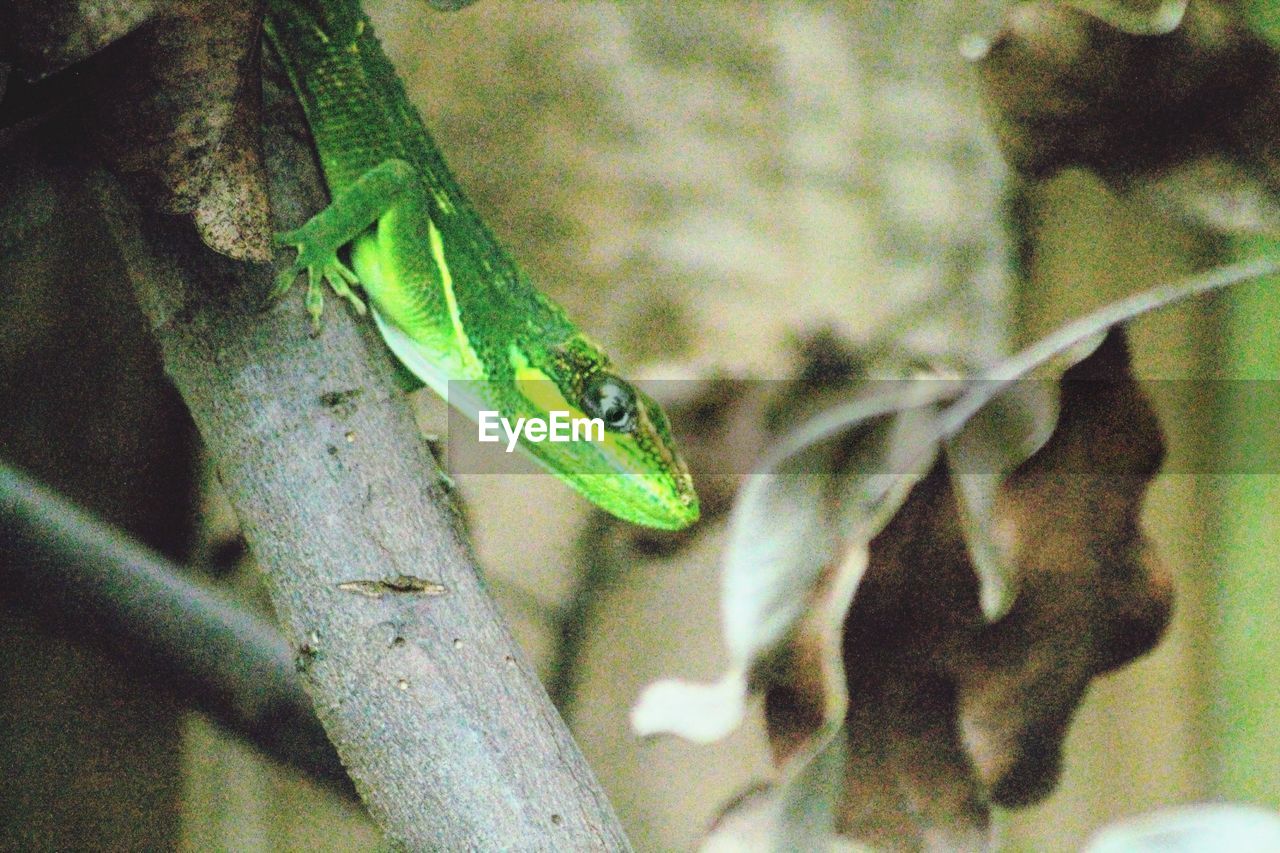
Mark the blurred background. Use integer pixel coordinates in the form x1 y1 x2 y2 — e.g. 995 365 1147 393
1 0 1277 850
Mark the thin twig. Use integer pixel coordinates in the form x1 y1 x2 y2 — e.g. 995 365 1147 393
0 461 356 801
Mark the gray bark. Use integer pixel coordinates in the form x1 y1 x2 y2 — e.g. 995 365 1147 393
89 58 630 852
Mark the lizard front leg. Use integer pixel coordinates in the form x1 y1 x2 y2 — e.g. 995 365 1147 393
273 158 418 331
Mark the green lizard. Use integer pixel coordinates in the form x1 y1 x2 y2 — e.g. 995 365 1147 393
265 0 698 530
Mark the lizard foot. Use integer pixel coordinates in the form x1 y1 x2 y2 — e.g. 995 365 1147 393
272 229 368 333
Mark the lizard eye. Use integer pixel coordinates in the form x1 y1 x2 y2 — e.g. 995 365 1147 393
581 373 638 433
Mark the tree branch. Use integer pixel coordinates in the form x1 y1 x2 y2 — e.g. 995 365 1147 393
87 54 630 851
0 461 355 800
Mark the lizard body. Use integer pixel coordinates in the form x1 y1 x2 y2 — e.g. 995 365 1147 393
265 0 698 529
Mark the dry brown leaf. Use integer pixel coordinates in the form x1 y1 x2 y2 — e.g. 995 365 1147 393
700 331 1172 850
976 0 1280 233
191 50 272 262
1 0 271 260
637 253 1280 849
950 331 1171 811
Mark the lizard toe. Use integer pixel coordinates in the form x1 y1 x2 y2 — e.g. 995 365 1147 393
304 276 325 333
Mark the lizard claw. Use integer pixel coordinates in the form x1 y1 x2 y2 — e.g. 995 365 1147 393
305 268 325 335
269 232 366 327
324 266 367 316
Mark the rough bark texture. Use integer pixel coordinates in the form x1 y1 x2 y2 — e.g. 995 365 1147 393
88 55 630 852
0 0 272 260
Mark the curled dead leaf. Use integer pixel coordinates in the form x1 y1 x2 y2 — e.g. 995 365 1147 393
699 331 1170 849
976 0 1280 234
636 258 1278 848
945 378 1058 620
0 0 272 260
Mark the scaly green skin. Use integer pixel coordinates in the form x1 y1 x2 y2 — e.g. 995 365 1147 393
265 0 698 529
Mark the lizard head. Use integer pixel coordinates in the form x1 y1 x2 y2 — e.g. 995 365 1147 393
506 336 699 530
